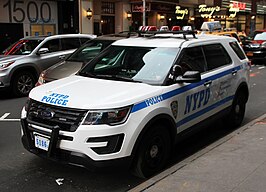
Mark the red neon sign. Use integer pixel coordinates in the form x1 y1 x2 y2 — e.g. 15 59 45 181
232 1 246 10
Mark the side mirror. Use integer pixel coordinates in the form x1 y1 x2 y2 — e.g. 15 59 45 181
176 71 201 83
168 64 182 80
37 48 49 55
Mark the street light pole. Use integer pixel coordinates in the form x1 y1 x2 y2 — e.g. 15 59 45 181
143 0 146 26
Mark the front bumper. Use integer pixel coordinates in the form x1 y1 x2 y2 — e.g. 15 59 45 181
0 71 10 88
21 118 132 169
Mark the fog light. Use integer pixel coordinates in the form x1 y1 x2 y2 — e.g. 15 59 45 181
87 134 124 154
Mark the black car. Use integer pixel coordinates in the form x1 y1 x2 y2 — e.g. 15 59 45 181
243 30 266 64
36 32 138 85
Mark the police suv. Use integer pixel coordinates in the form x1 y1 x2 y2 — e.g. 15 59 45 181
21 31 250 178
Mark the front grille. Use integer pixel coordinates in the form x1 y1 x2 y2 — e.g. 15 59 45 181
27 99 87 132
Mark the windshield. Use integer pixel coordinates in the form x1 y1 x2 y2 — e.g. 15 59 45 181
67 40 112 63
79 45 179 85
2 39 42 55
254 32 266 41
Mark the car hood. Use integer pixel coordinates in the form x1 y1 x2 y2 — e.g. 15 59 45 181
0 55 26 62
44 60 83 81
30 75 164 109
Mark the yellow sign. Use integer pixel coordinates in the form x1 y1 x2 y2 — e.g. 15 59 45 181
199 4 220 18
175 6 188 20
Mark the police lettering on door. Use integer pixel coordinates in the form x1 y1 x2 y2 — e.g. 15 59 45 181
184 88 210 114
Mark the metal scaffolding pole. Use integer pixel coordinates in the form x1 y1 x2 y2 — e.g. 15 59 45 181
143 0 146 26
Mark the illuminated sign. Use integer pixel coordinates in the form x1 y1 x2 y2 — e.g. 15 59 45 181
228 1 246 18
199 4 221 18
175 6 188 20
132 3 151 12
232 1 246 10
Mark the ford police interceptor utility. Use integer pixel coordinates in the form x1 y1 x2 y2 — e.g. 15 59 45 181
21 31 250 178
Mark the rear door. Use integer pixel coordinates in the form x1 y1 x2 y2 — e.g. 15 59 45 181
201 43 235 116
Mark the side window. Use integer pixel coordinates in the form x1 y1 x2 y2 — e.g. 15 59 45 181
203 44 231 71
41 39 60 53
229 41 246 60
61 38 81 50
177 46 206 74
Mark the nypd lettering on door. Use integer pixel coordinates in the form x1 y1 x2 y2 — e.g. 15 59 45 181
184 88 210 115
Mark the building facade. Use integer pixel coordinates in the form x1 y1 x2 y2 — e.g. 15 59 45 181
1 0 266 51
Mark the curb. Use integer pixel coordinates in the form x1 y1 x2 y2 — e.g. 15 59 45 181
129 113 266 192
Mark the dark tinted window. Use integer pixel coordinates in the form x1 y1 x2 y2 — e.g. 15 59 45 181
80 38 90 44
61 38 80 50
229 41 246 60
177 46 206 74
41 39 60 53
203 44 231 71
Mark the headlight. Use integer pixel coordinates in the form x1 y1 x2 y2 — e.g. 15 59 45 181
261 42 266 48
0 61 15 70
82 106 131 125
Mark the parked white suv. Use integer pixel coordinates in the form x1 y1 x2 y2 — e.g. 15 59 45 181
0 34 95 96
21 31 250 178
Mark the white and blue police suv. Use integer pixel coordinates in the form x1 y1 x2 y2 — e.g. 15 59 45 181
21 31 250 178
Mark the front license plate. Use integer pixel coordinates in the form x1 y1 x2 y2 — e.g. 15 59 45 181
246 52 253 57
34 134 50 151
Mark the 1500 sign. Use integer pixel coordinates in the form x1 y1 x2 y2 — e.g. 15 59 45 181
3 0 51 23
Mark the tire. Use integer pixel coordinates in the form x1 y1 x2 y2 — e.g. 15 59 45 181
227 91 247 128
12 71 36 97
132 124 171 178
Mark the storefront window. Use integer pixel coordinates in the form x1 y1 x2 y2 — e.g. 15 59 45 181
31 24 55 36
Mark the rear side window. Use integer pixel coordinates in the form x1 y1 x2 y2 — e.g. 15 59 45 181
203 44 231 71
229 41 246 60
61 38 81 50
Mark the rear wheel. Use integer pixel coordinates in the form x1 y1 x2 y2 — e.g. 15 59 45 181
227 91 247 128
132 124 171 178
12 71 35 97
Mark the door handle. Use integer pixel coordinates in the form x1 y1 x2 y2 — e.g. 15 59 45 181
204 80 212 87
59 55 65 59
232 70 237 76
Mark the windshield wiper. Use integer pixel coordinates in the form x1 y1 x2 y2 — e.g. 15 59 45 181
95 74 141 83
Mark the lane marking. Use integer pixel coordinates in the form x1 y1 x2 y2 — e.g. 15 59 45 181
0 113 20 122
258 66 265 70
0 113 10 119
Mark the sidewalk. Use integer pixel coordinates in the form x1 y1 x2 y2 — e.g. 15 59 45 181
130 113 266 192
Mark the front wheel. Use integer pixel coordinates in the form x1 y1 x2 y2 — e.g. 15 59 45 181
131 124 171 178
12 71 36 97
227 91 247 128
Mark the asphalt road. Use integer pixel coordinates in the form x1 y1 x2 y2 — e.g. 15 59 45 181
0 64 265 192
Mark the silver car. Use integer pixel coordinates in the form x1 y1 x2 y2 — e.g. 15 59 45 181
36 33 138 85
0 34 95 96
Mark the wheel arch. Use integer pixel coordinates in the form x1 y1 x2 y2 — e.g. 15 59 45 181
235 81 249 103
11 66 39 84
130 113 177 160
